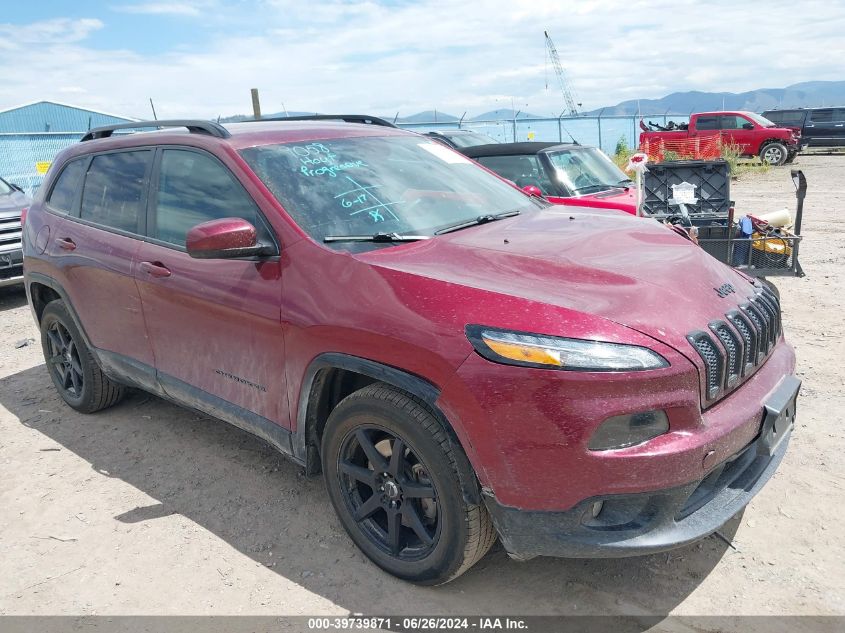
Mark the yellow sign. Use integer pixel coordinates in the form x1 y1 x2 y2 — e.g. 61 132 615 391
527 132 535 140
35 161 51 175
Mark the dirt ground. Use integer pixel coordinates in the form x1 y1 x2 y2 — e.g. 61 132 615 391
1 155 843 620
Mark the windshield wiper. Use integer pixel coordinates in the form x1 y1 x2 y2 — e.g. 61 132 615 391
323 232 431 243
573 184 612 194
434 210 520 235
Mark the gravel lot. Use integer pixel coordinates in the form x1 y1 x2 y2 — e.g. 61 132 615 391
1 155 843 621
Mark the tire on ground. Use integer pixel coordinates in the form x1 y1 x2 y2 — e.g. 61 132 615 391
760 142 788 166
39 299 126 413
321 382 496 585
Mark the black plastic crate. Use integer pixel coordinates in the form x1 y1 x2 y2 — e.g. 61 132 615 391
694 220 732 262
643 159 730 216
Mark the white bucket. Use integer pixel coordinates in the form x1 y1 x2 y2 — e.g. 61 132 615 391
757 208 793 228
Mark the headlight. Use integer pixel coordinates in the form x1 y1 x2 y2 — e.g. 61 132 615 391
465 326 669 371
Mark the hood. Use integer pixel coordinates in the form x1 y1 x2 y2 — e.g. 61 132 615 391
357 206 757 355
0 189 31 216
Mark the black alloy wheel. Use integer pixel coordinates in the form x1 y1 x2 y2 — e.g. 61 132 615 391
39 300 125 413
337 425 440 560
321 383 497 584
46 320 84 398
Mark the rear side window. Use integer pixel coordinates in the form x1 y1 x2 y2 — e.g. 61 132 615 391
695 117 718 130
80 151 150 233
152 149 267 247
810 109 833 123
46 159 85 214
719 116 751 130
765 111 805 125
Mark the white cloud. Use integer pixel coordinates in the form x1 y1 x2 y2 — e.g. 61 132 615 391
0 1 843 119
0 18 103 49
113 3 203 16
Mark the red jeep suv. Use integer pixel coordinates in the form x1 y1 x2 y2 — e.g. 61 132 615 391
23 119 799 585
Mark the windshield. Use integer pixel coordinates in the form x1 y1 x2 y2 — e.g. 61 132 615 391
0 178 13 196
441 132 498 148
240 135 533 245
546 147 630 194
745 112 777 128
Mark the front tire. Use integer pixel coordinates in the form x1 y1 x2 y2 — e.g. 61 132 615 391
760 142 788 166
321 383 496 585
40 300 125 413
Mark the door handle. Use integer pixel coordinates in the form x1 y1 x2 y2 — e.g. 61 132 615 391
139 261 172 278
55 238 76 251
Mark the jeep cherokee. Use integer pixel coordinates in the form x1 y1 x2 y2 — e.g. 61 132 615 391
23 119 799 585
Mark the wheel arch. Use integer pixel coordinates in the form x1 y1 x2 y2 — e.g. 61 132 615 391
759 138 789 152
26 273 94 348
294 353 481 504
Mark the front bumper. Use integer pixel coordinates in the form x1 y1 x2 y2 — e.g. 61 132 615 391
485 375 799 559
0 248 23 288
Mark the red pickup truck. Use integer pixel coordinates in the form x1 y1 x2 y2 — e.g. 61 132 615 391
640 111 802 165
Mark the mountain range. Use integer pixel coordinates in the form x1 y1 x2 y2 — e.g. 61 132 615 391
582 80 845 116
220 80 844 123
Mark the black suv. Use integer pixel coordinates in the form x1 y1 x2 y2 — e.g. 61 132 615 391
761 107 845 148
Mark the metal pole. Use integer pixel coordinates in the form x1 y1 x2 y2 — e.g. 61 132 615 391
791 169 806 236
597 108 605 152
251 89 262 120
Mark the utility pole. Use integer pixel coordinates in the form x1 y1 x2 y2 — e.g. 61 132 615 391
251 88 262 120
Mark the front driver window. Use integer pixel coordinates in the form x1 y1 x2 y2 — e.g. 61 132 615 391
153 149 270 247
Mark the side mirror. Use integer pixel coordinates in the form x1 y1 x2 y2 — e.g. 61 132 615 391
742 123 754 130
186 217 274 259
522 184 545 198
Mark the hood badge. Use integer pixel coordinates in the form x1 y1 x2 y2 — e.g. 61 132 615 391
715 283 736 298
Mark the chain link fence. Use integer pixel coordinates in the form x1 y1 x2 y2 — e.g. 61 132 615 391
398 113 691 155
0 114 696 197
0 133 81 196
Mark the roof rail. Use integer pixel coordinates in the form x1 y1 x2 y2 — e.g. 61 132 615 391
80 119 231 142
254 114 398 128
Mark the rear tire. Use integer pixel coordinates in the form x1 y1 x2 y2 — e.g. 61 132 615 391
760 142 788 166
40 300 125 413
321 383 496 585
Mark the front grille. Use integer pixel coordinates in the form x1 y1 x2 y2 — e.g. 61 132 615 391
741 302 768 358
0 213 22 253
688 288 782 405
688 332 722 400
727 310 756 375
710 321 741 387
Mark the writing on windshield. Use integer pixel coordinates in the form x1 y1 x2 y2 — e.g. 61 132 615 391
239 136 532 245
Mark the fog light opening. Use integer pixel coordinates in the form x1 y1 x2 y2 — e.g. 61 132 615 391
588 410 670 451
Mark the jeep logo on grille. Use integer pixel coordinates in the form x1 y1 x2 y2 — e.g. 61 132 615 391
715 283 735 298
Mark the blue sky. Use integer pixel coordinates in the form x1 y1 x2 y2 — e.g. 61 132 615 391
1 0 843 119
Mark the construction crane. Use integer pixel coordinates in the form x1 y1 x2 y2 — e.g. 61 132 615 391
544 30 580 116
